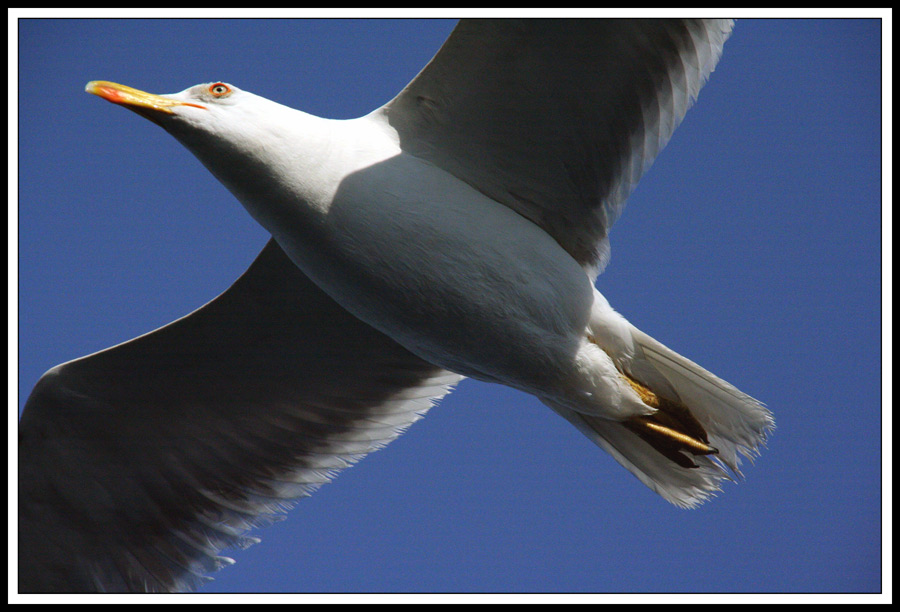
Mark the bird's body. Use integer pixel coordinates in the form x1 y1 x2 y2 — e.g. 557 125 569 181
19 19 773 592
187 100 602 405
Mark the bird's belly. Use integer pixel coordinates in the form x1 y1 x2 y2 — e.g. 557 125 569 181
271 152 596 392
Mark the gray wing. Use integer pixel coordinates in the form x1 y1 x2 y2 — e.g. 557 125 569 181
377 18 733 274
18 239 460 593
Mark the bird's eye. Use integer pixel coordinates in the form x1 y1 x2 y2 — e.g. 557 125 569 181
209 83 231 97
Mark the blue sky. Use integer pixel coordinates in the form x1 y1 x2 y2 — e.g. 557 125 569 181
15 16 885 597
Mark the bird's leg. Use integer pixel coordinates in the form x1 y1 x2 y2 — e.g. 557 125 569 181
621 375 719 469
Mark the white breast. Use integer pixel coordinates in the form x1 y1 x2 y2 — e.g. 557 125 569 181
256 116 598 394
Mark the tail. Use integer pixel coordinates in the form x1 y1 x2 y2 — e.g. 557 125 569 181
549 324 774 508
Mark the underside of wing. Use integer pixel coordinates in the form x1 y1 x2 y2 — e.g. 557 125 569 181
378 18 733 274
18 239 460 593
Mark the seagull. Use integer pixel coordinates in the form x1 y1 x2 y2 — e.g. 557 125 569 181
18 19 774 593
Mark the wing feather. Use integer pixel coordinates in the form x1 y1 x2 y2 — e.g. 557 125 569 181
18 239 460 593
378 18 733 274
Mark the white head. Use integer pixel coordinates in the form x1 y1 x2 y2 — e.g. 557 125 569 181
86 80 296 163
84 80 333 230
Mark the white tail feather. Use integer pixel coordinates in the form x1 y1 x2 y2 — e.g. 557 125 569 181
548 401 732 508
628 326 774 475
548 321 773 508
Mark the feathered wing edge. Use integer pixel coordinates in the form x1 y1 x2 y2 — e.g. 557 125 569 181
548 326 773 509
18 240 461 593
592 18 735 275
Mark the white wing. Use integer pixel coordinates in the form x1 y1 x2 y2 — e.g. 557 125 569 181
377 18 733 274
18 240 460 593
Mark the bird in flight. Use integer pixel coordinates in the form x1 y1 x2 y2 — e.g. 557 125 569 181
18 19 773 593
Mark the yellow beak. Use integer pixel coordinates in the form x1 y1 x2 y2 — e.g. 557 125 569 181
85 81 205 117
